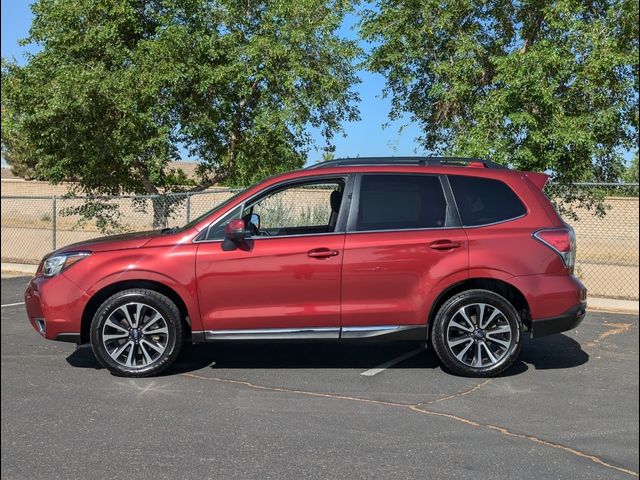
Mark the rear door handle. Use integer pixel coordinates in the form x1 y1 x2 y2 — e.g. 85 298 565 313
429 240 462 251
307 248 340 259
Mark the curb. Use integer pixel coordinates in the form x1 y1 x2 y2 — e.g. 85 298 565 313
1 262 638 315
1 263 38 274
587 297 639 315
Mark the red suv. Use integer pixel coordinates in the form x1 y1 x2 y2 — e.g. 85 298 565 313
25 157 587 377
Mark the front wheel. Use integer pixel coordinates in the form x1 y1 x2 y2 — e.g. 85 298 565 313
432 289 522 377
90 289 183 377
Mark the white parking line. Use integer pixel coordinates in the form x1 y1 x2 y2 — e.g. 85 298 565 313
1 302 25 308
360 347 425 377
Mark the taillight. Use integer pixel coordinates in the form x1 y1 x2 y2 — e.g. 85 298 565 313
533 227 576 272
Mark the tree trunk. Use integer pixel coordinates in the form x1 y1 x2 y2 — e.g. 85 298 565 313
151 195 168 229
132 159 168 229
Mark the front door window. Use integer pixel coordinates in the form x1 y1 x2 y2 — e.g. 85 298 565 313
243 180 345 237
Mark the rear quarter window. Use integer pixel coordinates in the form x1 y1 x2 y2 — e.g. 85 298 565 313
449 176 526 226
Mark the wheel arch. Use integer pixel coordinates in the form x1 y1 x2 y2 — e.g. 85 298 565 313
427 278 531 341
81 280 191 344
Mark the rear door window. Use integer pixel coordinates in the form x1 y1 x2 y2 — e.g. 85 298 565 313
449 176 526 226
353 174 448 231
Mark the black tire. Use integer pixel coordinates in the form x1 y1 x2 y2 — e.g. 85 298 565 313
90 289 183 377
432 289 522 377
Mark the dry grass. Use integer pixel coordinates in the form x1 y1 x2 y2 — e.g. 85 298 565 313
0 161 199 181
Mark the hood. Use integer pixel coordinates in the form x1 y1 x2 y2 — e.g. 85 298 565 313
52 230 163 255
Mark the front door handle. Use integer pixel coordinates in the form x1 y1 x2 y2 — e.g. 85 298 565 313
429 240 462 251
307 248 340 259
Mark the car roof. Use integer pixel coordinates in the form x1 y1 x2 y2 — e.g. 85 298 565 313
259 157 523 186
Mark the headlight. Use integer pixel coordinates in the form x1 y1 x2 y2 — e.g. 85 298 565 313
42 252 91 277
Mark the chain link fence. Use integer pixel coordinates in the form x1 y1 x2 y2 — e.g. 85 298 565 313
1 182 638 300
1 188 239 263
545 183 639 300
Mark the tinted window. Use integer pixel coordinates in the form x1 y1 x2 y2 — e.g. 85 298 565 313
449 176 526 226
355 175 447 231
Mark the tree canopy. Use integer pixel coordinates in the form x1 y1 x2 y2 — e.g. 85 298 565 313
1 0 360 197
362 0 639 183
622 153 639 183
2 0 638 221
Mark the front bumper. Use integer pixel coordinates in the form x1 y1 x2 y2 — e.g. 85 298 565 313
530 302 587 338
24 274 90 343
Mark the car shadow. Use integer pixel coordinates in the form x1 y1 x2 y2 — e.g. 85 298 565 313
65 342 441 374
518 334 589 370
165 342 442 375
65 345 102 369
65 333 588 377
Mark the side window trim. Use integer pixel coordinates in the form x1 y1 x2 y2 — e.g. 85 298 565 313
346 173 458 233
195 174 353 242
440 175 462 227
345 173 362 232
334 174 355 233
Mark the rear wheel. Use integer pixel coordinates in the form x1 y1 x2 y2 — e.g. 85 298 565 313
90 289 183 377
432 289 522 377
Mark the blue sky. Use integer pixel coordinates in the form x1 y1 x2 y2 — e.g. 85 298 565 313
1 1 426 167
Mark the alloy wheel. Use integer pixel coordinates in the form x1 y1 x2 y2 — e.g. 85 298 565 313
101 302 169 369
446 303 513 368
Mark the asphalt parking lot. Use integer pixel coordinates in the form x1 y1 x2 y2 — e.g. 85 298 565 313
1 275 638 480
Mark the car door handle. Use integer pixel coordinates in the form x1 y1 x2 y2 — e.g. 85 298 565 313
429 240 462 251
307 248 340 258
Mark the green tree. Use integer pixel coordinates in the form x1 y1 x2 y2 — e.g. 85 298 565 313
321 146 336 162
622 153 639 183
362 0 639 186
2 0 360 227
1 125 36 179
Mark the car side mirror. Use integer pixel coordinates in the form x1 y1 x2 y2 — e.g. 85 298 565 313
225 219 246 242
222 219 252 251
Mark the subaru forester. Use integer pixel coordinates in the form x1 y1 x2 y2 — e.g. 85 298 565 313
25 157 587 377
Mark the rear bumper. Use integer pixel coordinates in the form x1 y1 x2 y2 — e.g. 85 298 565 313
530 302 587 338
509 273 587 320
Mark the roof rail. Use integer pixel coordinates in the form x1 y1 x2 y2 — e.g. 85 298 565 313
306 156 508 170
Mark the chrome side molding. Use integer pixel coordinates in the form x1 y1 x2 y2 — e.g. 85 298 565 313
203 327 340 341
195 325 426 342
341 325 425 341
341 325 406 336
